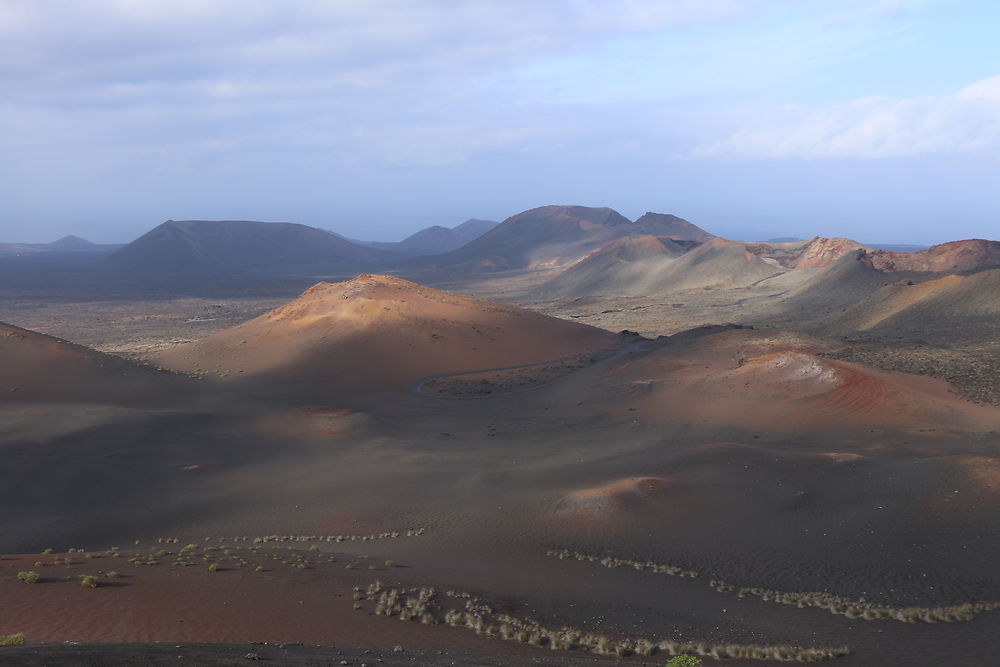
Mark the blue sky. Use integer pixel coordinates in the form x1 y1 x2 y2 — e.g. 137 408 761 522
1 0 998 244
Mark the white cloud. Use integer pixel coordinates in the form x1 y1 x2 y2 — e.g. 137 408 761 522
691 74 1000 160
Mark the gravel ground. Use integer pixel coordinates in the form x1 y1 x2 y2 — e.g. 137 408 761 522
824 343 1000 406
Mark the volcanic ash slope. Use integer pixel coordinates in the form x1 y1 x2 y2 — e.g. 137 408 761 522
153 274 623 391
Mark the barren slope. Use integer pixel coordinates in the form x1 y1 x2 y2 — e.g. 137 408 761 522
0 322 190 406
823 267 1000 345
546 327 1000 433
153 274 622 391
866 238 1000 272
746 237 870 269
532 236 688 298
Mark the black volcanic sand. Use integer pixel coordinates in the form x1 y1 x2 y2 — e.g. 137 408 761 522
3 267 1000 666
4 351 1000 665
0 643 622 666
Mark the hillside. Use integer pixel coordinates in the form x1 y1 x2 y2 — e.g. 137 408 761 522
532 235 688 298
822 267 1000 345
536 236 782 299
864 238 1000 272
746 237 870 269
0 322 190 405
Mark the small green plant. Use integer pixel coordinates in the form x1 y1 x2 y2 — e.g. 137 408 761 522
79 575 99 589
16 571 39 584
666 656 702 667
32 561 43 568
208 563 220 572
41 548 52 554
106 571 119 579
254 565 264 572
0 633 25 646
384 560 395 568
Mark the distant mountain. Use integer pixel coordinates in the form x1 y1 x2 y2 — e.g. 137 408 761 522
105 220 382 271
46 235 97 249
425 205 712 273
398 225 472 253
330 219 498 258
432 205 633 271
631 212 714 242
452 218 498 239
1 235 120 254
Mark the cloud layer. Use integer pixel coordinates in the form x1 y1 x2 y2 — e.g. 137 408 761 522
0 0 997 242
693 75 1000 160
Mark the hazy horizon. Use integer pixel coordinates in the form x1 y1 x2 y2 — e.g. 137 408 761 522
2 0 998 245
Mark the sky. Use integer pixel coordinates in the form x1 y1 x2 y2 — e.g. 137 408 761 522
1 0 998 244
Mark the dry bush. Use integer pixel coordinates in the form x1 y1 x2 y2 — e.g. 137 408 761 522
353 582 849 662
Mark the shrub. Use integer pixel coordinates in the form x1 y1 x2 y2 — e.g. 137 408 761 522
106 571 119 579
16 571 39 584
667 656 702 667
0 633 25 646
79 575 99 589
208 563 220 572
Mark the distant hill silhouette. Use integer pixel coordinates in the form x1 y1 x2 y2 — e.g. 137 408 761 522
47 235 97 249
398 225 472 253
631 212 714 242
337 219 499 258
452 218 498 239
105 220 382 271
